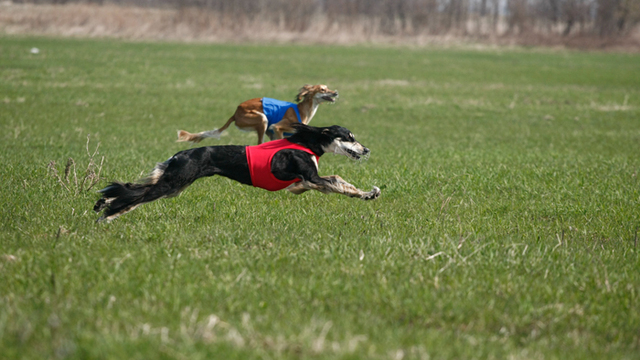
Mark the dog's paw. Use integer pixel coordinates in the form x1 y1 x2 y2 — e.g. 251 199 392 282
362 186 381 200
93 198 107 212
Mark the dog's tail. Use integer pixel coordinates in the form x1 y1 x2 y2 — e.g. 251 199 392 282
177 115 235 143
176 129 220 143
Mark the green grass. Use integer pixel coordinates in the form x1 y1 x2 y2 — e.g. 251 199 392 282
1 36 640 359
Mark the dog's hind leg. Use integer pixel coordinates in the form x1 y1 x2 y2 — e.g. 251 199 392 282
96 177 195 222
234 110 269 144
290 175 380 200
95 181 192 222
94 154 199 221
95 146 251 221
255 112 269 144
94 182 155 221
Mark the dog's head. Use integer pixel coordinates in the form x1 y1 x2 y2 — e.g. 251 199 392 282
296 84 339 104
290 124 369 160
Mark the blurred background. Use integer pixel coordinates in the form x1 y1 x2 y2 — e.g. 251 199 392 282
1 0 639 49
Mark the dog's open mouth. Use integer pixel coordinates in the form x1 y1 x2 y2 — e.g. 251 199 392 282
322 94 338 102
345 148 368 161
331 141 370 162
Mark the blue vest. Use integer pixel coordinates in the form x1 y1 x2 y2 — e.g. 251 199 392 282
262 98 302 126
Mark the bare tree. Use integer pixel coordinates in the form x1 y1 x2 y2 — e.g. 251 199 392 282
10 0 640 41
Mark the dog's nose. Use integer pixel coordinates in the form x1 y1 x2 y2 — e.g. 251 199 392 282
363 147 370 154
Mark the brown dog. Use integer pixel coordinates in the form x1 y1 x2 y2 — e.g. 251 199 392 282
177 84 338 145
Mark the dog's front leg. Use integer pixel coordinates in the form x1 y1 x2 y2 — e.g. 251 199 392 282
286 182 309 195
300 175 380 200
267 124 288 140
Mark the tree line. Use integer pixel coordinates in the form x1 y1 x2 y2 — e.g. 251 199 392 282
13 0 640 38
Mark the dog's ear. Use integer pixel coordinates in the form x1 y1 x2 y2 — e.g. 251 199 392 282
296 84 313 102
292 123 329 139
320 127 336 140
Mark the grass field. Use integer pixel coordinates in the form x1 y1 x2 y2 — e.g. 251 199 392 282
1 36 640 359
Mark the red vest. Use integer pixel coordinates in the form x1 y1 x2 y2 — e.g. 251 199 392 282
245 139 319 191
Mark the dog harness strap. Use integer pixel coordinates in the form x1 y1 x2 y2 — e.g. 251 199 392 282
246 139 319 191
261 98 302 125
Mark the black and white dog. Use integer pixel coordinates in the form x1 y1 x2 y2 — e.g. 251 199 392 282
94 124 381 221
